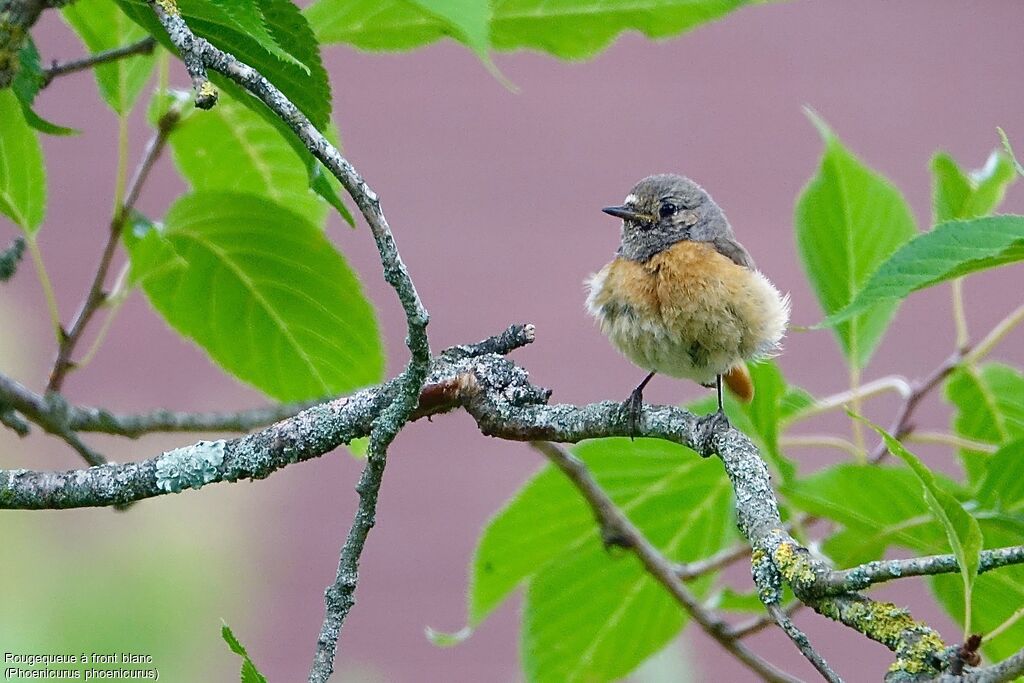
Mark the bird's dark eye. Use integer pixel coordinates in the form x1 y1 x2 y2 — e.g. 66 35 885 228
659 202 678 218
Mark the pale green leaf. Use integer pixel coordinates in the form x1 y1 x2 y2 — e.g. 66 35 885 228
464 438 732 682
795 110 917 369
945 363 1024 485
221 623 268 683
783 464 951 566
62 0 156 114
870 422 983 634
491 0 751 59
976 439 1024 512
735 361 800 483
997 127 1024 177
931 151 1015 224
823 217 1024 328
0 90 46 235
306 0 756 61
125 191 383 401
164 90 328 227
931 522 1024 664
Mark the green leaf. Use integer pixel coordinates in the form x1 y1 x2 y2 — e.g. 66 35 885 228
869 421 983 634
221 623 268 683
931 151 1015 224
163 90 329 227
783 464 952 566
11 41 78 136
491 0 751 59
62 0 156 115
795 110 917 369
117 0 332 129
945 363 1024 485
997 127 1024 177
822 216 1024 328
735 361 800 483
976 439 1024 512
931 522 1024 664
306 0 756 61
0 90 46 235
125 191 383 401
464 438 732 682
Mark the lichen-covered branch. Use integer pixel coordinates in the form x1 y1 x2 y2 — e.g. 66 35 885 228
143 6 434 678
822 546 1024 594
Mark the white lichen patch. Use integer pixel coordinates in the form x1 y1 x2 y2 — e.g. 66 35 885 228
155 439 226 493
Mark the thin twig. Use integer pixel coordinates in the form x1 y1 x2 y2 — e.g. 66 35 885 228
728 603 805 639
786 375 912 423
764 603 842 682
676 541 753 581
41 37 157 86
781 435 861 458
964 302 1024 365
530 441 803 683
904 431 999 454
46 107 181 394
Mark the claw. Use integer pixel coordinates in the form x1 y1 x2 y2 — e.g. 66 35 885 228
694 408 731 457
622 387 644 439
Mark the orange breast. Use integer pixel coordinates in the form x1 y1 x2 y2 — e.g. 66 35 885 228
588 240 787 382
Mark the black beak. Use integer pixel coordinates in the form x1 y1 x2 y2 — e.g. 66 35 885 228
602 205 648 222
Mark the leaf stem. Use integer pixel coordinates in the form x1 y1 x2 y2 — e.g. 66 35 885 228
784 375 912 424
24 235 61 342
951 279 970 352
781 435 860 458
903 431 997 454
987 606 1024 644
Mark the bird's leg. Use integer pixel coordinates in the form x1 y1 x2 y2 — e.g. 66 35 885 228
623 371 656 438
694 374 731 456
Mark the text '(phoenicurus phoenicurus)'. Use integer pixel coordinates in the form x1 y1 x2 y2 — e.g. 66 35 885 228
586 173 790 435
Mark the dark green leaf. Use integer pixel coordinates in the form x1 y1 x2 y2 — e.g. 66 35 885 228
11 41 78 135
0 90 46 235
931 151 1015 224
822 216 1024 329
125 191 383 401
221 623 268 683
870 421 982 632
62 0 156 114
463 438 732 682
946 363 1024 485
117 0 332 128
795 110 917 369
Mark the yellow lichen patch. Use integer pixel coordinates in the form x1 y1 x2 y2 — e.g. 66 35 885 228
198 81 217 99
817 598 945 675
772 541 816 587
155 0 180 17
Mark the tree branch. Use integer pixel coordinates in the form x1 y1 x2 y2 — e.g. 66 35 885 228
40 37 156 86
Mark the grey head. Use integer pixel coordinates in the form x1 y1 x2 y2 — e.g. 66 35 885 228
602 174 736 263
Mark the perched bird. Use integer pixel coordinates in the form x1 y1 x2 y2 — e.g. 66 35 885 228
585 174 790 433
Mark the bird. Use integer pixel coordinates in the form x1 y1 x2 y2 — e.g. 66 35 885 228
585 173 790 435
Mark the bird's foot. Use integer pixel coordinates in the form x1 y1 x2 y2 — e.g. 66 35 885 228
621 387 645 439
694 409 731 457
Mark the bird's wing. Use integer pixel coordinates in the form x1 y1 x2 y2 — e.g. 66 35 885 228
712 237 756 270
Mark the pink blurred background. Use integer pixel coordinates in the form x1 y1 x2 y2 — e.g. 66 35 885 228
3 0 1024 680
